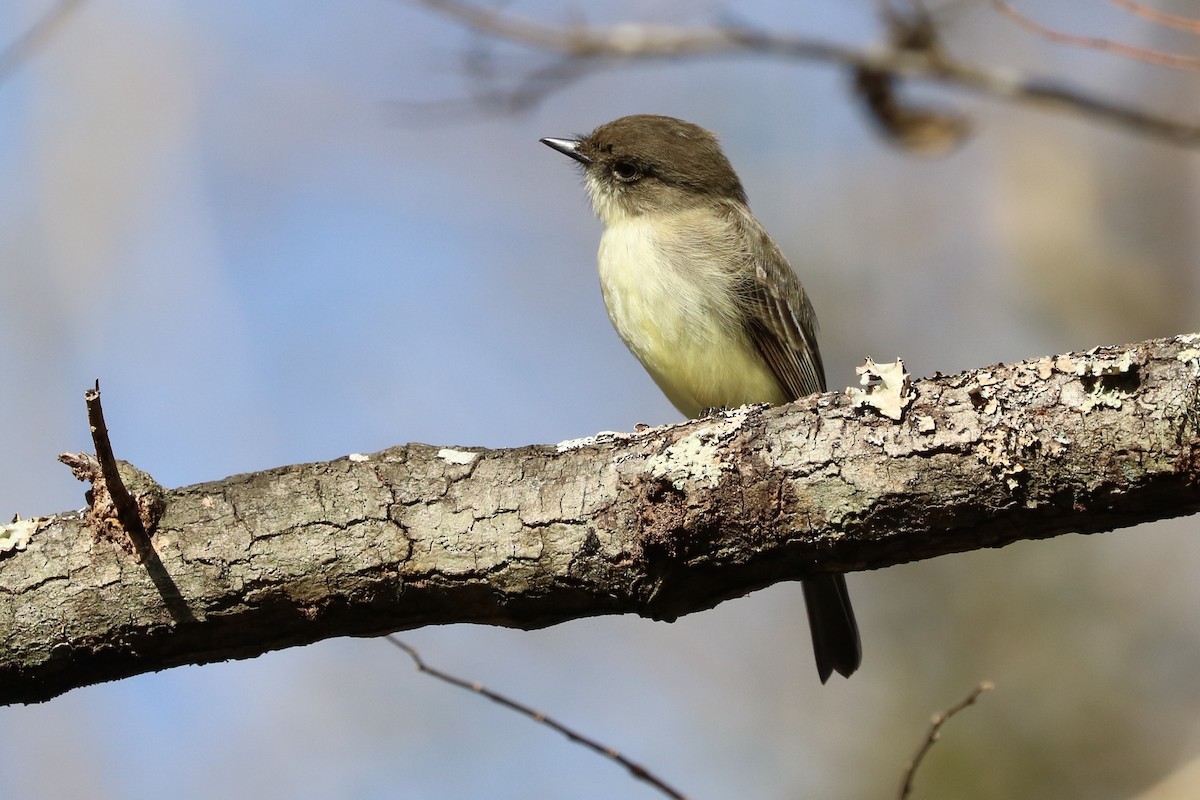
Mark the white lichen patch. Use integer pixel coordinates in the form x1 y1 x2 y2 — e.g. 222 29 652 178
977 429 1036 479
556 431 623 452
1062 382 1127 412
556 421 705 453
646 428 724 489
1073 349 1136 377
557 429 658 453
1054 354 1077 374
711 405 756 428
0 517 40 553
347 453 370 462
1049 348 1141 412
916 415 936 434
556 435 596 452
437 448 478 465
846 358 913 421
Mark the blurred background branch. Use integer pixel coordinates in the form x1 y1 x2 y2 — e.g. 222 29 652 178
0 0 84 84
411 0 1200 148
3 2 1200 798
991 0 1200 70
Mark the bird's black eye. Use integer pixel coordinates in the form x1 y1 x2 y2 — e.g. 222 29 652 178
612 161 642 183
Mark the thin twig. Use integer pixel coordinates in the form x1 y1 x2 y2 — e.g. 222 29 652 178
64 383 195 622
1111 0 1200 33
991 0 1200 70
85 380 144 539
0 0 87 85
410 0 1200 147
897 681 994 800
387 637 690 800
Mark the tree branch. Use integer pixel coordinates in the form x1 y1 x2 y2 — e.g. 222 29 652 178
1 333 1198 705
0 0 86 85
410 0 1200 148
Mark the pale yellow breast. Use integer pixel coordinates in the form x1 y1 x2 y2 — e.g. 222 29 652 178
597 214 787 418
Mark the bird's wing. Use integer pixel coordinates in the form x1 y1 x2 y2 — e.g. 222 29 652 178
724 203 827 399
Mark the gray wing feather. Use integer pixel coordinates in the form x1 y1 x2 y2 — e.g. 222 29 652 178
725 204 826 398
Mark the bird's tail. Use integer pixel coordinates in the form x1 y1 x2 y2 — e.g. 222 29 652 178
802 573 862 683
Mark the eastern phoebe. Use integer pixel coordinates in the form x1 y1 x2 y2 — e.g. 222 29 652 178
542 114 861 682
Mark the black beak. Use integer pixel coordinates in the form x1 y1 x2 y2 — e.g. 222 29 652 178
540 136 591 165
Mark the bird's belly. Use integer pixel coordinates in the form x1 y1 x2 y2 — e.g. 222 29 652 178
597 221 787 418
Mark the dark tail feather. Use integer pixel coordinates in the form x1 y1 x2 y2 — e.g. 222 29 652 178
802 573 862 683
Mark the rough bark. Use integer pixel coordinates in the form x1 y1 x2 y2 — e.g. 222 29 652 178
1 333 1198 705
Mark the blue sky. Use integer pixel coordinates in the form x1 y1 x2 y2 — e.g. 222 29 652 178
2 2 1199 798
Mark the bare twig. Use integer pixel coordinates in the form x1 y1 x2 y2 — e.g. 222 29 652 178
84 380 144 540
898 682 995 800
991 0 1200 70
1108 0 1195 32
0 0 87 85
1111 0 1200 33
387 637 690 800
60 383 193 623
410 0 1200 147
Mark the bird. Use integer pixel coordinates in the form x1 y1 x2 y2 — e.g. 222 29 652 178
541 114 861 682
